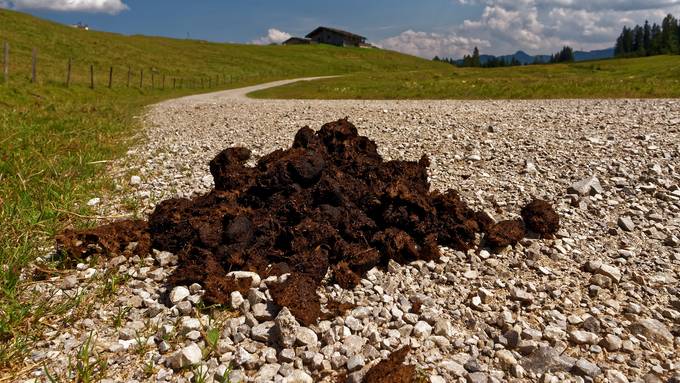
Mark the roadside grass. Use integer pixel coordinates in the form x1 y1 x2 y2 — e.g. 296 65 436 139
251 55 680 99
0 9 445 372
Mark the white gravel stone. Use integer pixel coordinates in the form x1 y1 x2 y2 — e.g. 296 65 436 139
413 321 432 339
346 354 365 371
294 327 318 346
60 275 78 290
169 286 190 304
274 307 299 348
569 330 600 345
230 291 244 309
251 321 274 342
597 263 622 282
179 317 201 334
227 271 261 287
283 370 313 383
166 342 202 370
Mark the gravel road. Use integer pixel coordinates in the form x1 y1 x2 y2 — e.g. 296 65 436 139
22 80 680 383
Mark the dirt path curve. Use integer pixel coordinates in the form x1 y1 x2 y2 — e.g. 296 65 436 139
156 76 336 106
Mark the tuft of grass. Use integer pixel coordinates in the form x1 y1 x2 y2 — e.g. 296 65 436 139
69 332 107 383
217 365 234 383
111 306 131 329
204 327 221 357
191 364 210 383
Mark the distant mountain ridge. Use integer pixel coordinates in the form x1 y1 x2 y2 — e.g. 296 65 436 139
456 48 615 65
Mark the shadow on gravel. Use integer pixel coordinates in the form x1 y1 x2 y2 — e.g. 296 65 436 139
57 119 560 329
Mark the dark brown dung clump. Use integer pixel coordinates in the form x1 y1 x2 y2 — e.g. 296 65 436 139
521 199 560 236
485 219 526 248
56 119 560 326
364 347 418 383
148 119 485 324
56 220 150 262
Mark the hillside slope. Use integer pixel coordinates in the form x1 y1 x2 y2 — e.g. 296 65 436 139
0 9 441 87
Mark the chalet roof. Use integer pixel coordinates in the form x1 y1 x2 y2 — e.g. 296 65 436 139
306 26 366 41
283 37 311 43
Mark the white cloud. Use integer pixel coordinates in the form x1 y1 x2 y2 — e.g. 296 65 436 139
380 30 490 59
252 28 292 45
2 0 129 14
382 0 680 58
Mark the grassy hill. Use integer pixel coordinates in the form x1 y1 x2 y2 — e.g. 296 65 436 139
0 10 439 87
0 9 445 370
252 54 680 99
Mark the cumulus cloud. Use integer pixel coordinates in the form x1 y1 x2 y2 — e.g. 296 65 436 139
252 28 292 45
1 0 129 14
380 30 490 59
381 0 680 58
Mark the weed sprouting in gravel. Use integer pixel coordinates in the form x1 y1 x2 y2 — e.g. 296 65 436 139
112 306 131 329
191 364 210 383
67 332 107 383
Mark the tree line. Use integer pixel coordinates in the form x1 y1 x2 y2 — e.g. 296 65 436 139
614 14 679 57
433 47 523 68
433 46 574 68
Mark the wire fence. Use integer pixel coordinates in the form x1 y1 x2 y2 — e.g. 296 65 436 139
0 41 255 90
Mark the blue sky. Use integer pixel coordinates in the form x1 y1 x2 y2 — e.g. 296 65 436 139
2 0 680 58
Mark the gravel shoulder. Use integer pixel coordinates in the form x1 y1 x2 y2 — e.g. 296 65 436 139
19 82 680 383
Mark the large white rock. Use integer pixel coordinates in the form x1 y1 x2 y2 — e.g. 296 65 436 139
295 326 318 346
274 307 300 348
170 286 190 304
179 317 202 334
227 271 261 287
413 321 433 339
597 263 622 283
568 176 603 196
166 342 202 370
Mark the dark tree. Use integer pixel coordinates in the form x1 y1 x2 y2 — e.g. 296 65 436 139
643 20 652 54
651 23 663 54
551 46 575 63
615 14 678 57
661 14 679 54
471 47 482 67
633 25 645 56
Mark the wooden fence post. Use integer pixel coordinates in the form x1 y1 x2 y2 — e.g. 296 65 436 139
31 48 37 83
151 71 155 89
108 66 113 88
127 66 131 87
66 58 72 87
3 41 8 84
140 69 143 88
90 64 94 89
